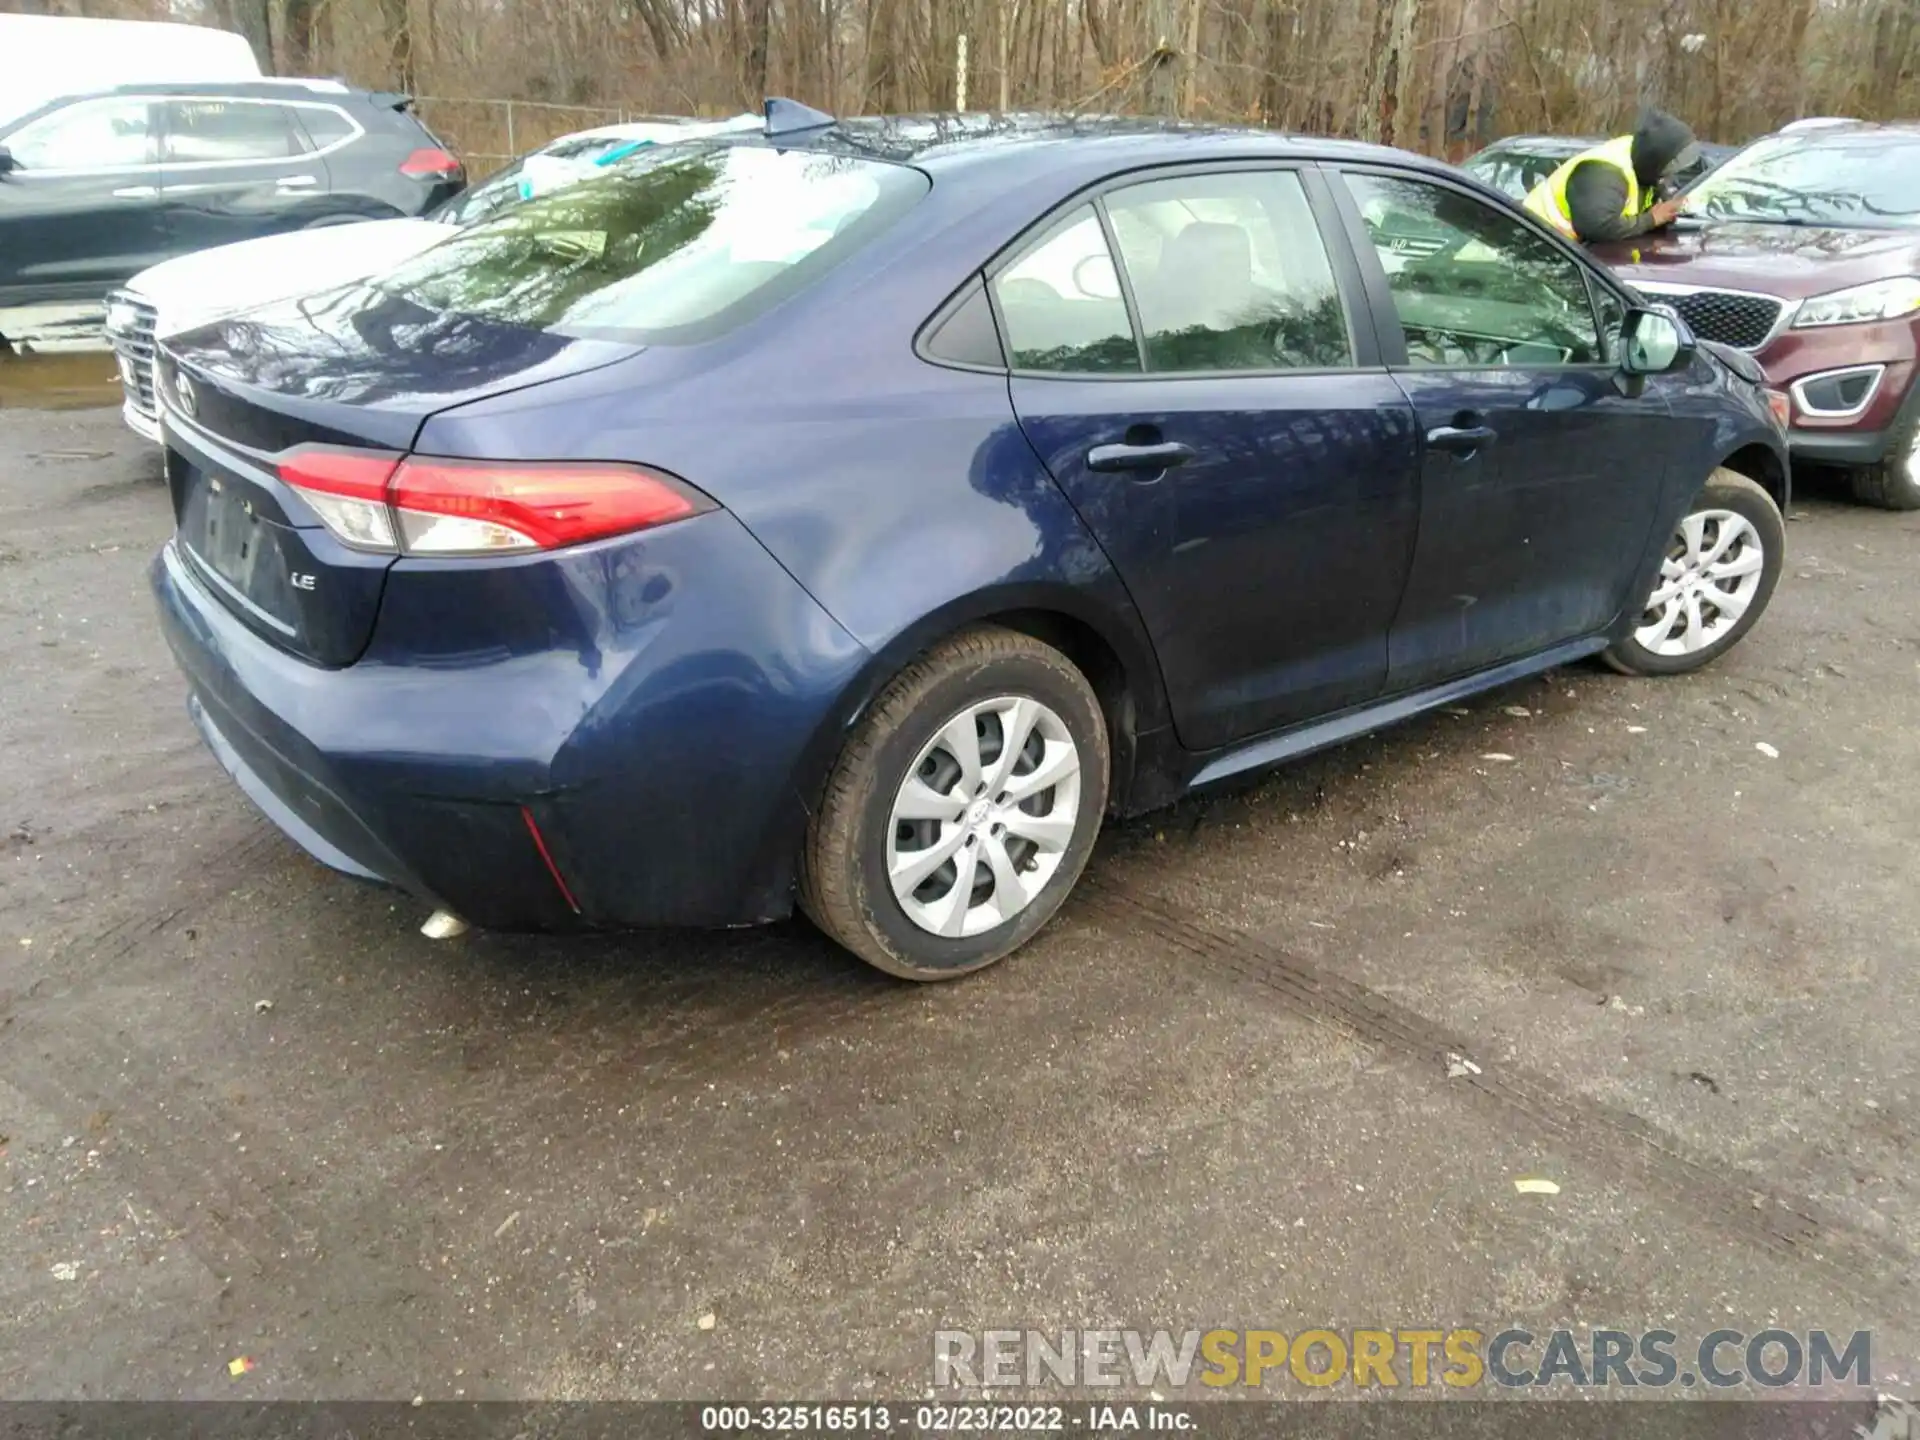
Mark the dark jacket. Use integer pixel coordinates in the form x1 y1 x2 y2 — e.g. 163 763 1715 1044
1564 110 1698 243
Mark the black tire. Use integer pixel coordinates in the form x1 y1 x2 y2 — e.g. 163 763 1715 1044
799 626 1110 981
1848 408 1920 511
1603 468 1784 677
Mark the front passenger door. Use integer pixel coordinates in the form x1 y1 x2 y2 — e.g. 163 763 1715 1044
1336 169 1672 691
159 98 332 255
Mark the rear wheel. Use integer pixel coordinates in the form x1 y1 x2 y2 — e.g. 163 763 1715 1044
800 626 1109 981
1848 408 1920 511
1603 469 1783 676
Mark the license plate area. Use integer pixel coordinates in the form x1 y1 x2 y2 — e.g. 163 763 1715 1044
178 462 302 626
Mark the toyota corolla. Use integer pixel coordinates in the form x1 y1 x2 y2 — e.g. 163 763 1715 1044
150 105 1789 980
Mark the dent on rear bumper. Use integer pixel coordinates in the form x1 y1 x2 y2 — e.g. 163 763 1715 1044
151 509 872 930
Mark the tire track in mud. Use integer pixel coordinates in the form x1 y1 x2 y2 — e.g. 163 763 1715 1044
1072 869 1915 1308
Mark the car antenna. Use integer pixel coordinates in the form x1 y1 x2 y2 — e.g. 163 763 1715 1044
764 97 836 138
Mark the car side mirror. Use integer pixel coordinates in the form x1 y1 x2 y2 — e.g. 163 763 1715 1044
1619 304 1696 375
0 146 16 176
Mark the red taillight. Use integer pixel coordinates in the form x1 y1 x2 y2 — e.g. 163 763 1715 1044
277 446 711 556
399 146 462 179
392 458 705 552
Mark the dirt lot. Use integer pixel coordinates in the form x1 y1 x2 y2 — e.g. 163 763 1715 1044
1 376 1917 1403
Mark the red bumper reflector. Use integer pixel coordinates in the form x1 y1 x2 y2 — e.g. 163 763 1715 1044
521 806 581 914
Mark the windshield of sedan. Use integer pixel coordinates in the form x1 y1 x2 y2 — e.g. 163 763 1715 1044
378 144 928 343
1685 131 1920 228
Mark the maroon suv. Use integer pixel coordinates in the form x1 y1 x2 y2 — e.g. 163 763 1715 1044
1601 122 1920 508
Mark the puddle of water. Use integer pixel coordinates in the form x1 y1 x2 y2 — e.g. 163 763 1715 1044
0 352 121 412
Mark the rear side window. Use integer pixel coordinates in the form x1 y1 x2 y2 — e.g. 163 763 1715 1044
164 101 305 162
1105 170 1352 371
297 106 356 150
990 169 1354 375
991 206 1140 373
375 144 928 344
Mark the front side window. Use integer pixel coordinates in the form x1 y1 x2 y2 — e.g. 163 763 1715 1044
163 101 304 163
376 144 928 343
1104 169 1351 372
991 205 1140 373
7 99 155 170
1347 172 1603 367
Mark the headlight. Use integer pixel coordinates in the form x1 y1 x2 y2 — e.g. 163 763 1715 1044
1791 276 1920 329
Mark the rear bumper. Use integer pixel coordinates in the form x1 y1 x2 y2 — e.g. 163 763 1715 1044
151 511 872 932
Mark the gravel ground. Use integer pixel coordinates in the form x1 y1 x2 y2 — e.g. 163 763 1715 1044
1 386 1915 1404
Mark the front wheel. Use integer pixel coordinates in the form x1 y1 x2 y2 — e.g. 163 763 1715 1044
799 626 1109 981
1848 408 1920 511
1602 469 1784 677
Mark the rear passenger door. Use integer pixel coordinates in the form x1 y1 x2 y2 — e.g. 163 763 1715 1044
1001 166 1421 753
1331 168 1672 691
158 98 333 255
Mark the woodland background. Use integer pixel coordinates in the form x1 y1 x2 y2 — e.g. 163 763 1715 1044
5 0 1917 170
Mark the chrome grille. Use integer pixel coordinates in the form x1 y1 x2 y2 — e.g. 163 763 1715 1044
1641 286 1786 352
104 292 160 423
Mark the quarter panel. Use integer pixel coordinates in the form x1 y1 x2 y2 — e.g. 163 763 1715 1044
421 346 1176 746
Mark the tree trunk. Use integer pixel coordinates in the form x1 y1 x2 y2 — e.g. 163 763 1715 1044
1362 0 1419 144
1006 0 1021 111
746 0 771 99
1179 0 1204 116
1146 0 1181 115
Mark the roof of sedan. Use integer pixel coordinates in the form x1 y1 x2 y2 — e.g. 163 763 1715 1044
750 111 1454 180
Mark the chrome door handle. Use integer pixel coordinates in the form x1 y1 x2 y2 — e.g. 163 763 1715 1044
275 175 319 190
112 185 159 199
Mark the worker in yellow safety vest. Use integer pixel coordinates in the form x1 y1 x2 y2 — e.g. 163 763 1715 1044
1522 109 1701 245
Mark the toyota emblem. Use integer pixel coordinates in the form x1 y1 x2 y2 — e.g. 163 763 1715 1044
173 369 198 419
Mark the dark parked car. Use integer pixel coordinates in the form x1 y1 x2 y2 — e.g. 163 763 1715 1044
1605 121 1920 508
149 107 1788 980
0 78 462 324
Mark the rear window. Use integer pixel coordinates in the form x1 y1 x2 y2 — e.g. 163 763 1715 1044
297 105 356 149
375 143 928 343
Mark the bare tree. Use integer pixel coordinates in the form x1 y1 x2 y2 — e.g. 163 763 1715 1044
11 0 1915 160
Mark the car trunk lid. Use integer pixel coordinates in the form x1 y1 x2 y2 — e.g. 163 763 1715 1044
157 286 639 667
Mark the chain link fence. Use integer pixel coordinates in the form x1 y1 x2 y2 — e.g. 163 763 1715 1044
414 97 694 175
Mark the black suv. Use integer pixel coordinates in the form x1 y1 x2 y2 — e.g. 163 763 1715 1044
0 79 463 325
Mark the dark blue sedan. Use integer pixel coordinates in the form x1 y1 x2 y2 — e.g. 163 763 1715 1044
150 104 1790 980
